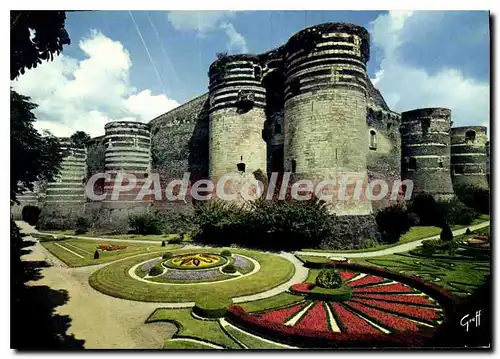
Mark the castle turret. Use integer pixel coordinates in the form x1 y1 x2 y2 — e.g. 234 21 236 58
208 55 268 181
400 108 454 197
450 126 489 190
282 22 373 215
103 121 153 209
45 137 87 204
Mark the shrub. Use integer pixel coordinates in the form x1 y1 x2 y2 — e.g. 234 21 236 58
438 197 477 226
128 212 163 235
161 240 166 247
149 265 163 276
440 223 454 242
93 250 99 259
192 297 233 318
454 183 490 214
36 208 80 230
465 228 472 234
220 249 232 257
315 268 342 289
75 216 90 235
162 252 173 260
304 257 328 269
375 202 418 244
168 236 182 244
21 205 41 226
222 263 236 274
408 193 442 226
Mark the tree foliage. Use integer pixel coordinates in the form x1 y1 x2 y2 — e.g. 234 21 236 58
11 90 63 204
70 131 91 148
11 11 71 80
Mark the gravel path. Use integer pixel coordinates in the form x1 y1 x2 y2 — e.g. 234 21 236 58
296 221 490 259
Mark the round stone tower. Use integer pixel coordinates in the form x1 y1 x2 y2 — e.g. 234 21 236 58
282 22 372 215
208 54 268 181
103 121 152 209
45 138 87 204
400 108 454 197
450 126 489 190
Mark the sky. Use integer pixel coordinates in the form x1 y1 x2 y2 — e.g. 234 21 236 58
11 10 490 138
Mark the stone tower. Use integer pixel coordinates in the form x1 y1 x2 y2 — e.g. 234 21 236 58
282 22 373 215
45 137 87 205
400 108 454 197
103 121 152 210
450 126 489 190
208 54 268 200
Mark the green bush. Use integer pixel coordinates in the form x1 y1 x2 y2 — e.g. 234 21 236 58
93 250 99 259
162 252 173 260
161 240 166 247
304 257 328 269
454 183 490 214
128 212 163 235
440 223 453 242
75 216 90 235
408 193 442 226
438 197 477 226
36 208 79 230
148 265 163 276
192 297 233 318
315 268 343 289
375 202 419 244
21 205 41 226
168 236 182 244
220 249 232 257
420 238 458 256
222 263 236 274
409 193 478 226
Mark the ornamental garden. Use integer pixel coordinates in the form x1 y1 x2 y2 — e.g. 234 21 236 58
26 196 491 349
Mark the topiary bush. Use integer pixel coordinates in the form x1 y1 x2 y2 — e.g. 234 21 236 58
375 202 419 244
162 252 173 260
220 249 232 257
148 265 163 276
222 263 236 274
315 268 343 289
128 212 163 235
192 297 233 318
440 223 454 242
93 250 99 259
304 257 328 269
161 240 166 247
21 205 41 226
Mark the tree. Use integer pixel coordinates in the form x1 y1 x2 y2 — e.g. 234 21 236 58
10 90 63 204
70 131 91 148
440 223 454 242
11 11 71 80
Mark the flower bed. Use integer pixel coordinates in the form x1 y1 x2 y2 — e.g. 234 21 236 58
226 264 455 348
97 244 127 251
164 253 227 270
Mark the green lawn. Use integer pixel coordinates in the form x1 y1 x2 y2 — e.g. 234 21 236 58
89 248 296 302
302 214 490 254
238 292 304 313
147 308 240 349
41 238 182 267
41 230 192 242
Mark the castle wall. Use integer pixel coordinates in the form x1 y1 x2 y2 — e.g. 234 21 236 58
401 108 455 197
283 23 373 215
450 126 489 190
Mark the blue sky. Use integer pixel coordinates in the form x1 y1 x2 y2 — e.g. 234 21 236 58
11 10 490 137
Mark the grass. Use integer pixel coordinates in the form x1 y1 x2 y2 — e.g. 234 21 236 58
41 230 191 242
147 308 240 349
238 292 305 313
164 340 217 349
89 248 296 302
41 238 182 267
301 215 490 254
222 323 286 349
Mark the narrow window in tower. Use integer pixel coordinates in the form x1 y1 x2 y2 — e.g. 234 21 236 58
409 157 417 170
438 158 444 168
291 159 297 173
144 173 149 179
369 130 377 150
421 118 431 135
465 130 476 143
275 123 282 135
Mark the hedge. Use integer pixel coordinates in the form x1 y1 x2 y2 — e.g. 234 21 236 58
193 297 233 319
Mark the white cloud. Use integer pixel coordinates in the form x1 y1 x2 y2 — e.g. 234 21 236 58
369 11 489 130
220 22 248 53
11 30 179 138
167 11 248 54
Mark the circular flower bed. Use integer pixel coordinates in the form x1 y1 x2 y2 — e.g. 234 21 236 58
164 253 227 270
227 264 453 348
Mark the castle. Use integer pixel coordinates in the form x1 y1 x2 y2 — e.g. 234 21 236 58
13 22 490 228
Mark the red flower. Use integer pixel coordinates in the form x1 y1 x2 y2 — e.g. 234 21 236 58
353 282 413 294
340 271 357 282
290 283 313 293
329 302 381 334
349 275 387 288
294 302 329 331
255 303 304 324
353 293 435 306
343 301 420 332
350 298 441 322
